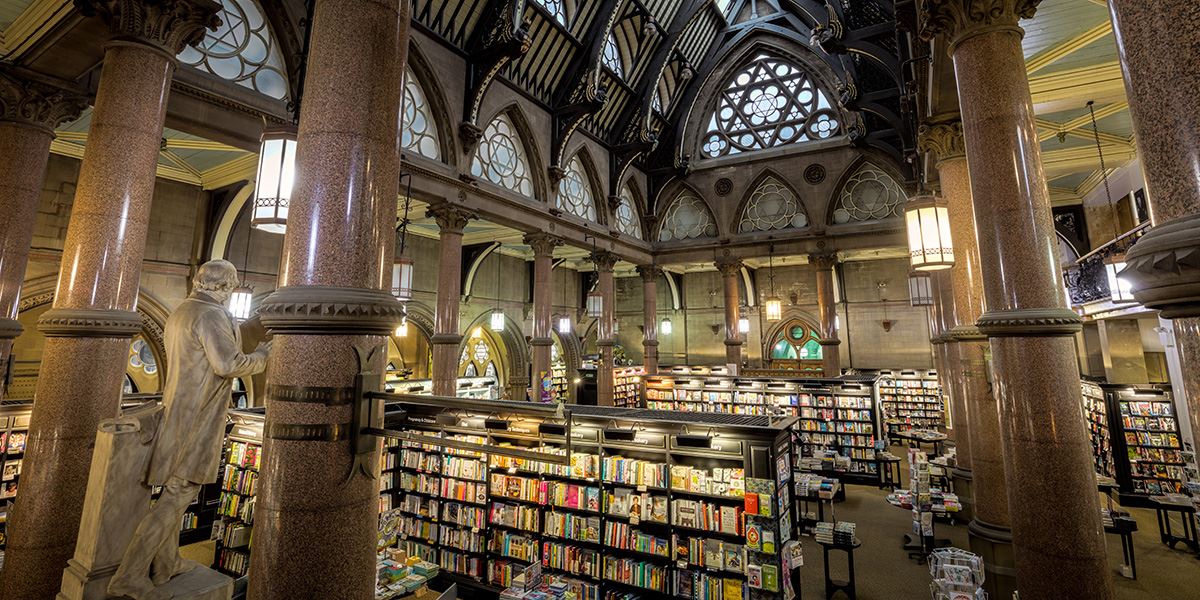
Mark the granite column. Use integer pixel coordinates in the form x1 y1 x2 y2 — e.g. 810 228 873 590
0 67 87 400
922 2 1112 597
715 258 743 367
1109 0 1200 458
637 266 662 373
921 114 1014 597
811 253 841 376
428 202 476 398
0 3 219 598
525 233 562 401
249 0 407 597
594 251 617 405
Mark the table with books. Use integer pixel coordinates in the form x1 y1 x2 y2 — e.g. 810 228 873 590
794 473 841 534
872 452 901 490
888 429 947 456
814 521 859 600
1151 494 1200 554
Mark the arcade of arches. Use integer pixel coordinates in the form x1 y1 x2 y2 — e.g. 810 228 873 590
0 1 1198 600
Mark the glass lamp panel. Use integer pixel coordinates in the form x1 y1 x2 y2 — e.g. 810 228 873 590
660 318 672 335
738 317 750 334
586 291 603 318
764 298 782 321
490 309 505 332
253 128 297 234
557 316 571 333
392 257 414 301
229 287 254 320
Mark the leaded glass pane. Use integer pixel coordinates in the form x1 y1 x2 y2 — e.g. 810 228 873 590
800 339 823 360
789 326 805 340
557 156 597 221
702 53 840 158
658 193 717 242
613 185 642 240
177 0 289 100
603 35 623 79
740 177 808 232
473 340 490 363
771 340 797 360
533 0 568 25
464 363 477 377
832 164 906 224
471 114 535 198
485 362 497 377
402 67 440 160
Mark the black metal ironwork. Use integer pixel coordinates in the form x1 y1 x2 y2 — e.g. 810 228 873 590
1064 224 1150 306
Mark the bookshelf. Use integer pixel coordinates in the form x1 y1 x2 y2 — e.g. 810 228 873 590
1081 381 1114 479
377 397 797 600
384 377 499 400
550 364 570 403
612 367 645 408
0 404 31 562
877 369 944 431
212 409 265 578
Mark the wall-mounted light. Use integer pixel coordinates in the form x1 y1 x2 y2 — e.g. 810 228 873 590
660 317 672 335
738 317 750 334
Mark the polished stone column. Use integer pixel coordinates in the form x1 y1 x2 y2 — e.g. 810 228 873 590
250 0 407 597
0 67 88 400
920 114 1014 597
922 3 1112 597
810 253 841 376
594 251 617 406
637 265 662 373
427 202 476 398
0 3 219 598
715 258 743 367
525 233 562 401
1108 0 1200 457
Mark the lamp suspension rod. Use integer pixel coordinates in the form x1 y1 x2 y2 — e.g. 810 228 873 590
1087 100 1119 242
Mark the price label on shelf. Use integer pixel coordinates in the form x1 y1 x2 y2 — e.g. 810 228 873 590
637 485 647 492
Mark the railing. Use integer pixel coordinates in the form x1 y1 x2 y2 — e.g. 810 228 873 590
1064 223 1150 306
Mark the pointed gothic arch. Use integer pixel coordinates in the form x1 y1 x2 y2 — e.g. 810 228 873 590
733 170 811 234
557 148 605 224
401 42 454 162
655 184 720 242
471 105 547 201
827 157 908 226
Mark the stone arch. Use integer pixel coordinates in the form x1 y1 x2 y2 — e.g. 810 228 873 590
732 168 811 235
458 309 530 400
825 154 909 227
209 183 254 261
404 39 457 162
760 308 823 366
557 146 607 225
654 181 722 242
471 104 549 202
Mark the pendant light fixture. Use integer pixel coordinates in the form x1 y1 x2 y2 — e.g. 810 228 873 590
738 316 750 334
908 272 934 307
660 317 672 335
490 245 505 332
904 193 954 271
229 224 254 320
1087 100 1135 304
764 244 782 322
251 0 315 234
585 235 603 318
557 315 571 334
392 174 415 302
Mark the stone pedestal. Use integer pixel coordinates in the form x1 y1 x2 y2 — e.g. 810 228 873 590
811 253 840 376
968 519 1017 600
638 266 662 374
950 468 974 523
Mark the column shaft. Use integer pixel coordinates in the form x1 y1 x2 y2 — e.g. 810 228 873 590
250 0 406 597
594 252 617 405
428 204 474 398
716 259 742 367
638 266 661 374
526 233 561 401
812 254 841 376
940 8 1112 596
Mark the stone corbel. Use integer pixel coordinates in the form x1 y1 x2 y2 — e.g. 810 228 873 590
258 286 405 336
38 308 142 338
1120 212 1200 318
975 307 1082 337
917 115 967 166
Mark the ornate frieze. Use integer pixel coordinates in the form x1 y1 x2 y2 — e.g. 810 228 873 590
37 307 142 337
258 286 405 336
0 66 89 132
975 307 1082 337
74 0 222 56
918 0 1041 48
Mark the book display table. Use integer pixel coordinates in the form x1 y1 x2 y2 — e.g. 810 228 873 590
889 430 947 456
873 454 901 490
1103 509 1138 579
816 538 859 600
1152 495 1200 554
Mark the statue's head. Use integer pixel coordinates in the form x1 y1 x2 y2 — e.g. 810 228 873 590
194 259 240 304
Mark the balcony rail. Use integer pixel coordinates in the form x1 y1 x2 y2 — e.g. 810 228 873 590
1064 222 1151 306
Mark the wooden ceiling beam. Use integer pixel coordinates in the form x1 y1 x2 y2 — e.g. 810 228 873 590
1025 20 1112 75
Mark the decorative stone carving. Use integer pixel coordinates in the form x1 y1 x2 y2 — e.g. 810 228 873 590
637 265 664 282
258 286 406 336
803 164 826 185
523 232 563 257
74 0 223 56
0 65 89 133
918 116 967 164
918 0 1041 47
949 324 988 341
426 201 478 234
1120 212 1200 318
714 259 744 277
714 178 733 197
38 308 142 338
975 307 1082 337
591 251 618 273
0 318 22 340
809 252 838 271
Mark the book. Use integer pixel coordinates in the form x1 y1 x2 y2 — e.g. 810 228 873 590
761 564 779 592
722 577 743 599
719 506 739 535
648 496 668 523
723 544 744 571
703 539 724 569
762 529 776 554
744 493 759 515
745 522 762 551
746 564 762 589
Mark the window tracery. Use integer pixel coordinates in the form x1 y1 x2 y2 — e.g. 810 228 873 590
702 53 840 158
177 0 289 100
740 177 808 232
402 66 440 160
471 113 536 198
533 0 568 26
557 156 597 221
603 34 623 78
658 193 717 242
832 164 906 224
613 185 642 240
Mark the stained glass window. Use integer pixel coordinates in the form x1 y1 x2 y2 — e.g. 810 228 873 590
799 339 822 360
771 340 797 360
658 193 717 242
178 0 289 100
769 319 823 365
471 113 535 198
740 176 808 232
534 0 568 26
702 53 840 158
832 163 906 224
557 155 597 221
473 340 490 363
603 35 623 78
402 66 440 160
613 185 642 240
128 338 158 375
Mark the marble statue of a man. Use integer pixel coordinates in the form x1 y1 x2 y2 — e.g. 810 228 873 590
109 260 270 600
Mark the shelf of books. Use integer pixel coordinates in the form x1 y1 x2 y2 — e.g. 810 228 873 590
877 369 943 431
0 403 31 564
612 367 645 408
550 364 570 403
1080 381 1114 479
384 377 500 400
377 396 798 600
212 409 265 578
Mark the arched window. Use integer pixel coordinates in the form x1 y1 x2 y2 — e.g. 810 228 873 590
533 0 569 26
658 192 717 242
557 155 597 221
701 53 840 158
739 176 808 232
603 35 623 78
459 332 500 384
768 321 823 373
832 163 906 224
471 113 535 198
402 66 440 160
613 184 642 240
177 0 290 100
128 338 158 376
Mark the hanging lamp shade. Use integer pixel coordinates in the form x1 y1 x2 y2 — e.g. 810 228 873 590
229 285 254 320
660 317 672 335
764 298 783 322
586 290 604 318
738 317 750 334
391 256 414 301
490 308 505 332
252 125 297 234
908 272 934 307
905 194 954 271
1105 257 1135 303
557 315 571 334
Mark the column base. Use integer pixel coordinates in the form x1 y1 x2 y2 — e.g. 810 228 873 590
968 519 1016 600
951 468 974 523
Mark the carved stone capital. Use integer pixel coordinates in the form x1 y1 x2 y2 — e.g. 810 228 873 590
809 252 838 271
918 0 1041 50
75 0 222 57
975 307 1081 337
38 308 142 337
426 201 477 234
818 338 842 346
642 339 659 348
523 232 563 257
0 318 23 340
918 116 967 164
592 251 618 273
714 258 743 278
1121 212 1200 318
637 265 664 282
547 165 566 186
0 66 90 133
258 286 405 336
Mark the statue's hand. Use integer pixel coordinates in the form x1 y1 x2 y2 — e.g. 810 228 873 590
255 340 273 356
